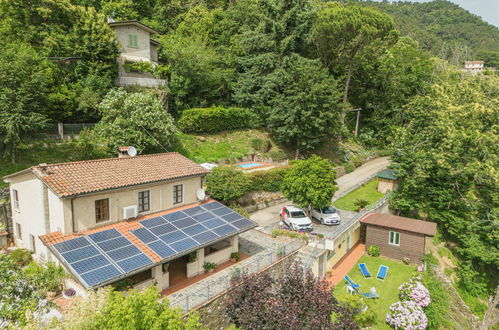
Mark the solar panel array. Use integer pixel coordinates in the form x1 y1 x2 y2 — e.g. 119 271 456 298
52 229 153 288
131 201 256 261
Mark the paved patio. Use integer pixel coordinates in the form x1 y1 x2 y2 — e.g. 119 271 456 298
327 242 366 286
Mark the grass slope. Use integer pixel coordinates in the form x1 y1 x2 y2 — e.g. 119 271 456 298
334 255 416 329
333 179 385 211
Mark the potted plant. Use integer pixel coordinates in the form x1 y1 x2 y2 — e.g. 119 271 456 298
230 252 240 263
203 262 217 273
63 288 76 299
187 252 197 263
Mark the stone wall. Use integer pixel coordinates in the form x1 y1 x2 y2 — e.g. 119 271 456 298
193 255 297 329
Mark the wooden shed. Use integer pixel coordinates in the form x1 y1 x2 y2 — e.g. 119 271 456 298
376 169 398 193
360 213 437 264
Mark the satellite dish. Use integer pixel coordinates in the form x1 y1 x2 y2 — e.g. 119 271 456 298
127 146 137 157
197 188 206 202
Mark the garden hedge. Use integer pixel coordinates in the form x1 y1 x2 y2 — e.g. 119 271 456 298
178 106 259 133
248 166 291 192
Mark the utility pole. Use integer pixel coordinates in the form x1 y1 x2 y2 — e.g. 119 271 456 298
349 108 361 136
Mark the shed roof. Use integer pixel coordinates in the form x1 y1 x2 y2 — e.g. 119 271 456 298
360 213 437 236
3 152 208 198
377 169 397 180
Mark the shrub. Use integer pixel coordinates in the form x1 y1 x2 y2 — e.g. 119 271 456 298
266 150 287 161
228 203 250 218
23 261 65 292
339 294 377 327
351 156 363 168
10 248 33 266
375 149 392 157
354 198 369 211
248 166 291 192
250 138 271 153
455 261 490 297
187 252 197 263
203 262 217 270
367 245 380 257
343 163 355 174
230 252 240 261
271 229 308 240
422 271 452 329
178 106 259 133
386 300 427 329
423 253 438 268
399 276 431 307
205 166 251 202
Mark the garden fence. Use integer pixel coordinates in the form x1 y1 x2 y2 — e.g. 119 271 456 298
42 123 96 139
167 239 304 312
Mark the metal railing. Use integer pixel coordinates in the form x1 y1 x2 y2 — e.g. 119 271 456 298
167 239 304 312
41 123 96 139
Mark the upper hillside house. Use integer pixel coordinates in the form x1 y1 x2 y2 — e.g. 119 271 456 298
360 213 436 264
108 19 167 88
376 169 398 193
464 60 484 74
3 152 257 292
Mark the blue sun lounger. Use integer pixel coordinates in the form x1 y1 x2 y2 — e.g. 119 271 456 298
362 291 379 299
345 275 360 289
377 265 389 281
359 263 372 278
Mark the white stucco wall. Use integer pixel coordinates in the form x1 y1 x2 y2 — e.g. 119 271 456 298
113 25 151 60
8 172 49 260
48 189 66 234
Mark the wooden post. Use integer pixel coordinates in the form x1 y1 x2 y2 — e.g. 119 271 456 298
58 123 64 140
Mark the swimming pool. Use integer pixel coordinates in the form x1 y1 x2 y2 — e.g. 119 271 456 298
236 162 266 169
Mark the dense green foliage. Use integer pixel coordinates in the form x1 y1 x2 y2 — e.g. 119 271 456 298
422 271 453 329
282 155 337 208
391 68 498 297
248 166 291 192
178 106 259 133
357 0 499 67
205 166 251 202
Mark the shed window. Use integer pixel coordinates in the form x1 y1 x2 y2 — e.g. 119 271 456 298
13 189 19 211
389 231 400 246
138 191 150 212
127 34 138 48
95 199 110 222
173 184 183 205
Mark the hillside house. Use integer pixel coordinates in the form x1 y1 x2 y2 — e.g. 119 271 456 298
464 60 484 74
361 213 436 264
3 152 256 292
108 19 167 88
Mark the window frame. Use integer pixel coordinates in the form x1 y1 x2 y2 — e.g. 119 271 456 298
95 198 110 223
13 189 19 211
172 184 184 205
138 190 150 213
127 34 138 48
16 223 22 241
388 231 400 246
30 234 36 253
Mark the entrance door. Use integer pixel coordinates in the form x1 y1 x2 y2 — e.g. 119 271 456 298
346 235 351 251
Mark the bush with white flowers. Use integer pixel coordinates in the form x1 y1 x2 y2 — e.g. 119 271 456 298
399 276 431 307
386 300 428 330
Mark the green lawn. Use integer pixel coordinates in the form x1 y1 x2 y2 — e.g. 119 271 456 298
333 178 385 211
333 255 416 329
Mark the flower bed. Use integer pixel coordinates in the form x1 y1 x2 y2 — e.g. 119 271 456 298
386 300 428 330
399 276 430 307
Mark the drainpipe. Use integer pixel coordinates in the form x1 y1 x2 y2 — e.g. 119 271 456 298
71 198 75 233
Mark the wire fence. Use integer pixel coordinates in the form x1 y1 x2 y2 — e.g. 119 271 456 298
167 239 304 312
41 123 96 139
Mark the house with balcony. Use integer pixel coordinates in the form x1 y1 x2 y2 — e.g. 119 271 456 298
464 60 484 74
108 19 167 88
3 152 256 292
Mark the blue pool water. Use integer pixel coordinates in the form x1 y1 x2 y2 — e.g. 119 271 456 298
236 162 266 169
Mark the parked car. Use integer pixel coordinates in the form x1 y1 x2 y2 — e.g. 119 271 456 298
311 206 340 225
280 206 313 231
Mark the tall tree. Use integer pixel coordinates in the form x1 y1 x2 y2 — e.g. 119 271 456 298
267 55 341 157
312 4 397 125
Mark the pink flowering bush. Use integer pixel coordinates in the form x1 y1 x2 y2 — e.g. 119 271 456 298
399 277 431 307
386 301 428 329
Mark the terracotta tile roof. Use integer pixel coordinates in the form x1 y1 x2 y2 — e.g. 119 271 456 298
13 152 208 198
360 213 437 236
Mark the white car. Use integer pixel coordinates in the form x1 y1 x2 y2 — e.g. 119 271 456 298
280 206 313 231
311 206 341 225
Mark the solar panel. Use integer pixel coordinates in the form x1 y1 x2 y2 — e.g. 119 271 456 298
232 218 256 230
212 224 237 236
211 206 233 216
192 230 219 244
141 217 167 228
97 237 131 252
192 212 215 222
149 223 177 236
183 223 208 236
202 201 224 210
203 218 225 228
117 254 153 273
163 211 188 222
71 255 110 274
107 245 142 262
148 241 176 258
159 230 188 243
222 212 243 222
170 237 198 253
62 245 100 263
88 229 121 243
171 217 197 229
80 264 122 287
54 237 90 253
182 206 204 216
131 228 157 244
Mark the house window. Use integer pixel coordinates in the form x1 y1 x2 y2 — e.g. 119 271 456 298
173 184 183 205
127 34 138 48
389 231 400 246
138 191 150 212
13 189 19 211
327 249 336 260
16 223 22 241
30 234 36 253
95 199 110 222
